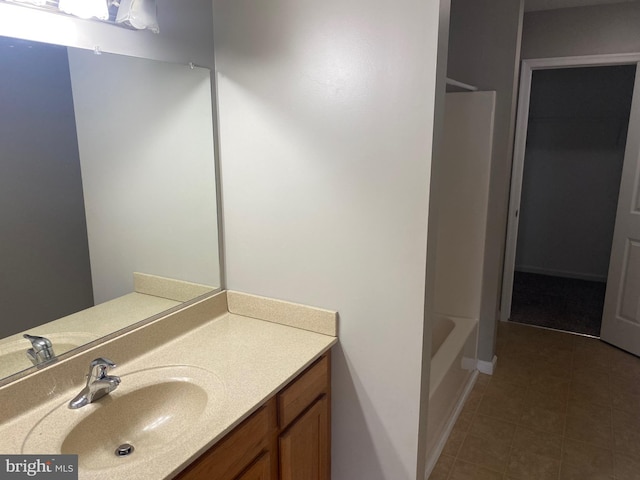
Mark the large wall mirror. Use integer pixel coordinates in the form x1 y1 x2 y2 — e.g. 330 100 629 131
0 34 221 384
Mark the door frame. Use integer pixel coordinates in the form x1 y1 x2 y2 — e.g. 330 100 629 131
500 52 640 323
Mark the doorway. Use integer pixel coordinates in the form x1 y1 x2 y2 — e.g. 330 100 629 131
504 64 636 336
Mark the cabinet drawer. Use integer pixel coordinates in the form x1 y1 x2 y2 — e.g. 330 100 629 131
277 355 329 429
176 399 275 480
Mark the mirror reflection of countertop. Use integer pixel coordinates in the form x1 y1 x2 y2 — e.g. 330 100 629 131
0 273 216 382
0 290 337 480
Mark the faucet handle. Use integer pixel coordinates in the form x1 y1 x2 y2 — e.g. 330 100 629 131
88 357 117 381
23 334 53 352
23 334 56 365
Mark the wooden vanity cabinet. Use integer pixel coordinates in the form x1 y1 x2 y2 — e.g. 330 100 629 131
175 398 276 480
277 354 330 480
279 395 329 480
175 352 331 480
235 453 272 480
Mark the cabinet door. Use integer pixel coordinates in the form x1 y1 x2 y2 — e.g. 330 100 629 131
236 453 271 480
279 395 329 480
176 400 274 480
278 356 328 430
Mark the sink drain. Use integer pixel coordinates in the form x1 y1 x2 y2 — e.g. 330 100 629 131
115 443 135 457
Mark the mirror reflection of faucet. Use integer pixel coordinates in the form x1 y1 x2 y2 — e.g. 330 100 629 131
69 357 121 409
23 334 56 367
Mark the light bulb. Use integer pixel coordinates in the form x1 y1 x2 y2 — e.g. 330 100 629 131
116 0 158 33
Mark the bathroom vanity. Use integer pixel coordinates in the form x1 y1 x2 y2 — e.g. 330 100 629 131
0 6 337 479
177 353 330 480
0 290 337 480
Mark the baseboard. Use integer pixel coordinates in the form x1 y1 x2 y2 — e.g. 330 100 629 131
477 355 497 375
423 369 479 479
515 266 606 283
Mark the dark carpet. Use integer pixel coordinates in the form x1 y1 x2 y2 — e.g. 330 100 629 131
509 271 606 337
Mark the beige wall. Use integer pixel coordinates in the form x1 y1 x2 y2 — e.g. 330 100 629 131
446 0 524 362
522 2 640 60
214 0 445 478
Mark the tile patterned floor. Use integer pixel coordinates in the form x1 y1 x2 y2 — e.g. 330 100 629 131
429 321 640 480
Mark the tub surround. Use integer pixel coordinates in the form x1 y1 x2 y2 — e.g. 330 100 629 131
0 290 337 480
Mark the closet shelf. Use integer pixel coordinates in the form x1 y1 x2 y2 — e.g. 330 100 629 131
446 77 478 92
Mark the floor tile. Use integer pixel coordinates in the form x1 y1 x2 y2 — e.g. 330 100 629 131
519 403 566 435
511 425 562 460
477 389 527 424
469 414 517 441
432 322 640 480
614 452 640 480
612 433 640 460
610 373 640 397
568 380 611 407
490 364 533 387
455 409 475 432
525 382 569 413
507 450 560 480
611 388 640 416
463 388 484 413
564 408 612 447
428 454 455 480
612 408 640 458
457 431 512 473
609 349 640 381
571 366 609 388
539 358 573 379
473 375 491 394
573 339 614 360
612 406 640 431
449 459 503 480
441 421 468 458
559 462 614 480
486 377 529 397
573 349 610 371
562 438 614 477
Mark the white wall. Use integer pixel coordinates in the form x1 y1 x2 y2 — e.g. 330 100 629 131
68 49 219 303
446 0 524 362
213 0 444 478
0 38 93 337
515 66 633 281
522 2 640 59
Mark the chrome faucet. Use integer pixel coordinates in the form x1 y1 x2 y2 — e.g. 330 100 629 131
69 358 121 409
24 334 56 366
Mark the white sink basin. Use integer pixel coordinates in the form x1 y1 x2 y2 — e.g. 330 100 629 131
22 365 225 472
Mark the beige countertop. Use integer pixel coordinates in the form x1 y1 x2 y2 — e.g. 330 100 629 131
0 290 338 480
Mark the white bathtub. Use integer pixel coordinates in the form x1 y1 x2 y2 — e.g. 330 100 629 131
425 314 478 471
